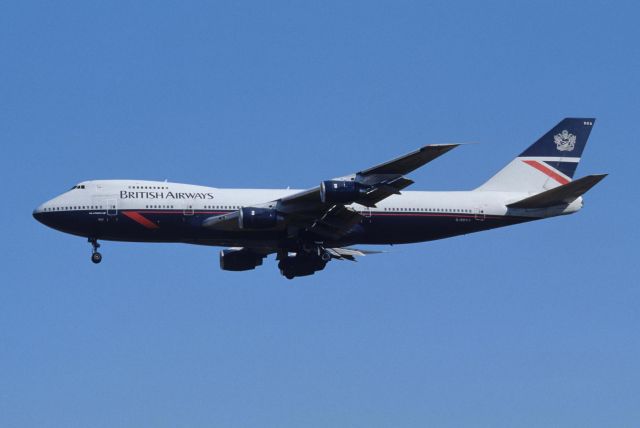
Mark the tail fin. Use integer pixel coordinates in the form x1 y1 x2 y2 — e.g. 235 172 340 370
477 118 595 192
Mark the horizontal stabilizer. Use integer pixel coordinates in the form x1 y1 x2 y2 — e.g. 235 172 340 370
507 174 607 209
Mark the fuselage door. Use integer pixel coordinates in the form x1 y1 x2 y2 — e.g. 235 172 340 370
107 198 117 216
92 195 117 218
183 201 194 216
474 206 485 221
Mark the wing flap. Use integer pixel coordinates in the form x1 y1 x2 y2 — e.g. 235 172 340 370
308 206 363 240
326 247 383 261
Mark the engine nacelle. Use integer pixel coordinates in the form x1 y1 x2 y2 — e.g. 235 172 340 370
320 180 367 204
238 207 281 229
278 252 329 279
219 248 264 271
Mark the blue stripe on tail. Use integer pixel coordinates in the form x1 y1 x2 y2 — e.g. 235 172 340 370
542 160 579 178
519 118 595 160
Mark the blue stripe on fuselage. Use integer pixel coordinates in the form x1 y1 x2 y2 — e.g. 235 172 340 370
34 209 533 247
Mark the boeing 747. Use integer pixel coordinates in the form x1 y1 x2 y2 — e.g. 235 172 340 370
33 118 606 279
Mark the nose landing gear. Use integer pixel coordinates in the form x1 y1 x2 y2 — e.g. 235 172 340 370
89 238 102 264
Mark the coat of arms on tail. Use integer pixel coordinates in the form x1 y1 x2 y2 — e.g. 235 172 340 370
554 130 577 152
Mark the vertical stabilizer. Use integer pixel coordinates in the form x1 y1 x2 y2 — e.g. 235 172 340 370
477 118 595 193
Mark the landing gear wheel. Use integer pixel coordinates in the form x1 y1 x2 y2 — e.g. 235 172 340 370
91 252 102 264
280 268 294 280
88 238 102 264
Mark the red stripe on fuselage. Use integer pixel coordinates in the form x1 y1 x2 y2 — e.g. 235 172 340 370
522 160 570 185
122 211 160 229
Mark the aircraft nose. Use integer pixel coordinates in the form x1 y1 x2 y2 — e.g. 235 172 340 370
33 205 45 223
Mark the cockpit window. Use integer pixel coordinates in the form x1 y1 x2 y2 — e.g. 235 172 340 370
70 185 86 190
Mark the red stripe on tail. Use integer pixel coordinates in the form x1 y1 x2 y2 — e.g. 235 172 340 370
522 160 570 185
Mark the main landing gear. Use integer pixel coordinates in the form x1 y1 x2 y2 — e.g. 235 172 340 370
277 245 332 279
89 238 102 264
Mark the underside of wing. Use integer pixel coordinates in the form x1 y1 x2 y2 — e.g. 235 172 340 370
202 210 240 230
325 247 383 261
202 144 460 240
200 144 461 279
278 143 459 212
306 205 363 240
357 176 414 207
356 143 460 184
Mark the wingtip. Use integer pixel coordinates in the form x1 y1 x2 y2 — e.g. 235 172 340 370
419 143 462 151
585 173 608 179
422 142 478 149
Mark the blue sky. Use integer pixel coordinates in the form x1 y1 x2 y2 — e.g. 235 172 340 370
2 1 639 426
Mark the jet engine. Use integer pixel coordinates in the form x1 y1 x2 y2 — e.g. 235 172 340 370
320 180 368 204
219 248 264 271
278 252 329 279
238 207 281 229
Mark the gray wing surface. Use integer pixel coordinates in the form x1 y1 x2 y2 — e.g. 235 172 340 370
278 144 459 212
203 144 459 236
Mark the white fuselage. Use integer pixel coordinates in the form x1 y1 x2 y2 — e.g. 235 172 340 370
33 179 582 248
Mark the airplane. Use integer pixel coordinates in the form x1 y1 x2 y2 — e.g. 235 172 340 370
33 118 606 279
